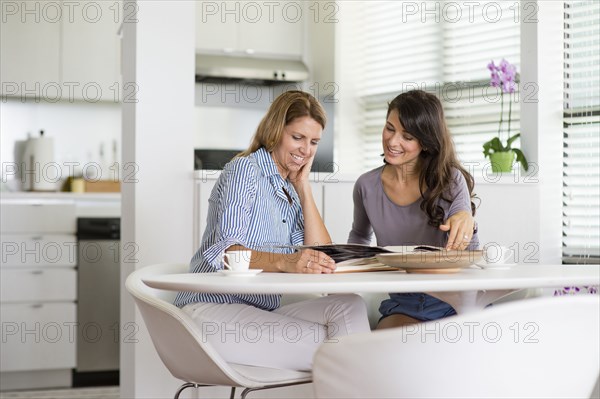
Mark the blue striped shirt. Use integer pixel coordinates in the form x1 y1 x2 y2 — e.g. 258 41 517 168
174 147 305 310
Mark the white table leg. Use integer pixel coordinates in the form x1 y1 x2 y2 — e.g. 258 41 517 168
427 289 517 314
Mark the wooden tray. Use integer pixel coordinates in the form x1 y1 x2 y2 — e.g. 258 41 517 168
84 180 121 192
376 250 483 272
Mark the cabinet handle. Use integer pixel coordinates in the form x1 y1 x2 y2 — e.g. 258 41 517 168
31 304 43 309
31 236 43 241
31 270 44 275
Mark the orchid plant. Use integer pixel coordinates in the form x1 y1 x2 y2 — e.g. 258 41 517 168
483 59 528 171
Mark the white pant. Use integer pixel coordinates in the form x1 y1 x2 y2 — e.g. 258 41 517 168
183 294 370 371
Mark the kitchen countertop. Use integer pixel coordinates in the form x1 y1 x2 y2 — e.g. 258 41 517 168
0 192 121 218
194 169 361 183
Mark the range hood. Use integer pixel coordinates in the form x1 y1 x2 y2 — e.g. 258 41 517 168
195 54 309 84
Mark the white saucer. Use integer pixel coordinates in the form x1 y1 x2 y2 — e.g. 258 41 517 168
218 269 263 276
475 262 517 270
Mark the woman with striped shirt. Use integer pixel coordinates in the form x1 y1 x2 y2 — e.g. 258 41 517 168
174 91 370 371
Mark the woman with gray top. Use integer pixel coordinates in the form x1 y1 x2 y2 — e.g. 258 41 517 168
348 90 479 329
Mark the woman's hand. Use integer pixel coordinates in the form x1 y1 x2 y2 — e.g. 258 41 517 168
282 249 336 274
439 210 475 250
288 154 315 193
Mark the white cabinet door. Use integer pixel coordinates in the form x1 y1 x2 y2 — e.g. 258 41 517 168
0 6 61 96
0 268 77 302
61 0 121 102
195 0 303 58
311 181 323 217
0 303 76 372
322 181 355 244
1 202 76 234
195 1 237 53
0 1 121 101
1 234 78 269
194 179 217 249
238 1 303 58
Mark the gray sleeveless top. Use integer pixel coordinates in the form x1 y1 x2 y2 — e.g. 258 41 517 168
348 166 479 249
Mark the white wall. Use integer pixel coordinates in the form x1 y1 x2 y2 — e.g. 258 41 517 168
520 0 564 265
120 1 195 398
474 175 542 263
0 100 121 185
193 82 267 150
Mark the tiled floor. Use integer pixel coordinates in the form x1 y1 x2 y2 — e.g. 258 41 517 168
0 386 119 399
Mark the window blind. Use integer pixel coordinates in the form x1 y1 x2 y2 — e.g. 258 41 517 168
354 1 521 172
355 1 442 170
442 2 520 172
563 0 600 263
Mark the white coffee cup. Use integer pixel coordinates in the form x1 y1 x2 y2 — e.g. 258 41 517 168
480 244 515 268
222 250 252 271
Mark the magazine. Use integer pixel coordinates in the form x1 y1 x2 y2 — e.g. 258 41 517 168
296 244 394 263
285 244 444 273
333 257 398 273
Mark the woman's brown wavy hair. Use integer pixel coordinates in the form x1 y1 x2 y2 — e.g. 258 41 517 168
386 90 476 227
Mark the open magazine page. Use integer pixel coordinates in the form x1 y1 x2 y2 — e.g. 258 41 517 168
293 244 394 263
334 257 398 273
284 244 445 273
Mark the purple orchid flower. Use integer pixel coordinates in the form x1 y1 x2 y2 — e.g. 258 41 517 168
503 79 517 93
554 285 599 296
489 59 517 93
499 59 510 73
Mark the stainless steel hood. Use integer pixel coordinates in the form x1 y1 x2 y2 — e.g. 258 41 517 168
195 54 309 84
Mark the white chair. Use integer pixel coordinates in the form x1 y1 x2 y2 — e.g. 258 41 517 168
313 295 600 399
125 263 312 399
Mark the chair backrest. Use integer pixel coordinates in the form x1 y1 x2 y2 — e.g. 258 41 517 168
313 295 600 399
125 263 249 387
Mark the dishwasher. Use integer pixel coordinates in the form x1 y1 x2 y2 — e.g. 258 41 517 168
74 218 120 386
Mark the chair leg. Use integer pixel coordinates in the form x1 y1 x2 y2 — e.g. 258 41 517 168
230 387 236 399
240 381 312 399
241 388 255 399
174 382 199 399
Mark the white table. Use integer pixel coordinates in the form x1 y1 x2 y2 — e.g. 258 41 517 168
142 264 599 314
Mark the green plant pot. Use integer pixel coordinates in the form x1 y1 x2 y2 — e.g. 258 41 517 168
489 151 515 173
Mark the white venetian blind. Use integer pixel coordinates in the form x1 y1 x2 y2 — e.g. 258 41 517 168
353 1 520 171
563 0 600 263
356 1 441 170
442 1 521 171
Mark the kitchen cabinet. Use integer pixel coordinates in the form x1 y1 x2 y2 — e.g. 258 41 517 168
0 202 76 233
0 303 77 372
195 0 303 58
194 177 217 250
322 180 355 244
0 1 121 102
61 0 121 102
0 5 61 92
0 201 77 390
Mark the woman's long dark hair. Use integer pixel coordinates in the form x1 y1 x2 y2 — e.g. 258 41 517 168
386 90 477 227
